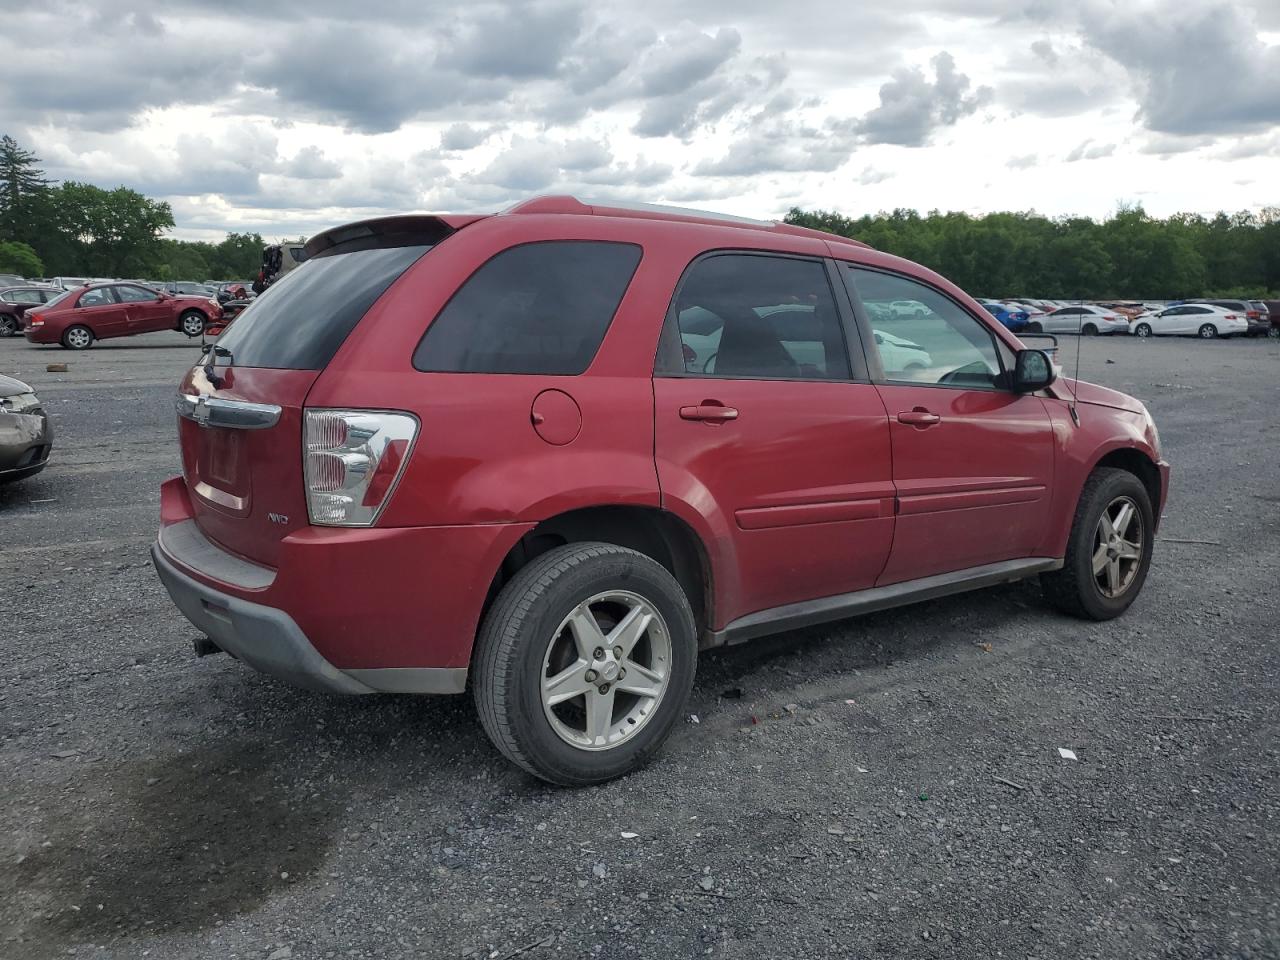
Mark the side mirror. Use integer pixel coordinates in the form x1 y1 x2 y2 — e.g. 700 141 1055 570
1011 348 1055 393
199 342 213 355
873 332 884 344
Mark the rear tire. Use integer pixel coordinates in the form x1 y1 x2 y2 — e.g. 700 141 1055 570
61 325 94 350
473 543 697 786
1198 323 1217 339
1026 321 1042 333
1134 323 1152 338
1081 322 1098 336
1040 467 1154 621
179 310 206 338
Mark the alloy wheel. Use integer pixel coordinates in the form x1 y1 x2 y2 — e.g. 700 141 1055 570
1092 496 1143 599
66 327 91 348
540 590 672 751
181 313 205 337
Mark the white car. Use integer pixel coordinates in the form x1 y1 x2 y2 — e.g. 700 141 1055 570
1131 303 1248 339
1034 304 1130 336
872 329 933 373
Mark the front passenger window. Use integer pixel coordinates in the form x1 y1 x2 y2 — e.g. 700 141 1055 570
843 267 1004 390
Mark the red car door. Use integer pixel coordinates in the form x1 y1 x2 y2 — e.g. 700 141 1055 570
73 286 128 338
114 284 173 332
653 252 895 628
839 264 1056 585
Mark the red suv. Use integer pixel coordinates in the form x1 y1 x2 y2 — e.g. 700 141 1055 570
23 282 221 349
152 197 1170 785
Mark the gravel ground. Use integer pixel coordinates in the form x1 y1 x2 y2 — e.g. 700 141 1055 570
2 331 1278 960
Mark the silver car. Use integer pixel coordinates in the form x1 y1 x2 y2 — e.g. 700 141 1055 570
0 373 53 483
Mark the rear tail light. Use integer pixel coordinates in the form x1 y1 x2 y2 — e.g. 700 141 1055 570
1224 314 1237 320
28 313 44 327
304 409 418 526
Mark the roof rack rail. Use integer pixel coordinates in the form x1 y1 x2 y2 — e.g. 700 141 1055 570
498 194 870 247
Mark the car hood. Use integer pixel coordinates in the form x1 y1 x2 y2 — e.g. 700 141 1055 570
1051 378 1145 414
0 373 34 398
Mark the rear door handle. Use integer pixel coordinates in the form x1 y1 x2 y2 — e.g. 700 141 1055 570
897 409 941 426
680 402 739 423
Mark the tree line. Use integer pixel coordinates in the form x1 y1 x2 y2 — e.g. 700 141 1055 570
785 205 1280 300
0 135 264 281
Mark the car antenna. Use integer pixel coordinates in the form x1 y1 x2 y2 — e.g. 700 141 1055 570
1069 294 1084 427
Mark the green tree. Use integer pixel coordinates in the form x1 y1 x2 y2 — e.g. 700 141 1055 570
0 134 53 248
50 182 174 277
0 239 43 277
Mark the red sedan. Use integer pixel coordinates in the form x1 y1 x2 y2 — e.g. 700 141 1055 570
23 282 222 349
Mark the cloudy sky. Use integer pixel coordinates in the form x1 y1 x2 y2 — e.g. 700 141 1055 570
2 0 1278 241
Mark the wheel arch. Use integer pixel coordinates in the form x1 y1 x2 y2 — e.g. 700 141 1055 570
478 505 714 648
1090 447 1161 517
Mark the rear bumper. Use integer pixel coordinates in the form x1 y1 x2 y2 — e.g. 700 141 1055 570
152 543 397 693
154 477 531 694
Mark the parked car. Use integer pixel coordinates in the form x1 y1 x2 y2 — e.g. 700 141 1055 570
1001 299 1049 325
1131 303 1249 339
159 281 218 297
48 276 88 291
0 373 53 483
23 282 221 349
1189 299 1268 336
151 196 1169 786
1036 305 1130 335
979 301 1030 331
1262 301 1280 338
0 274 26 287
0 285 62 337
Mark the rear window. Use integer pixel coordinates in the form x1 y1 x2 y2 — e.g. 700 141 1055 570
216 244 430 369
413 241 641 375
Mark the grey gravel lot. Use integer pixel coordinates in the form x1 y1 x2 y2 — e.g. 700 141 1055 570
1 331 1278 960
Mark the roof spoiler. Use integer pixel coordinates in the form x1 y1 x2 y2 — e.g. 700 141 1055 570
304 214 485 259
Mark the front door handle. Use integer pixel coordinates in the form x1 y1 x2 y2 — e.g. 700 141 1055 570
680 401 739 423
897 408 941 426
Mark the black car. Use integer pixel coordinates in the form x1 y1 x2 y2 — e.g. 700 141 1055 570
0 373 53 483
0 285 61 337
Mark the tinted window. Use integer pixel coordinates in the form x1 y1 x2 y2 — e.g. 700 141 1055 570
114 284 156 303
663 254 851 380
414 241 641 375
218 244 430 370
844 267 1004 390
79 288 112 307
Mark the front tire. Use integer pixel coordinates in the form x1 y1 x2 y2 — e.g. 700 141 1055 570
1134 322 1152 338
61 325 94 350
473 543 698 786
179 310 206 338
1040 467 1154 620
1268 326 1279 339
1026 321 1043 333
1198 323 1217 339
0 316 16 337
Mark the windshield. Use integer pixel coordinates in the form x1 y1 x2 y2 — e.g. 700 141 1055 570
216 244 431 369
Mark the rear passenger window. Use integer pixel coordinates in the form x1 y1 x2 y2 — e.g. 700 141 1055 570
414 241 641 375
661 254 852 380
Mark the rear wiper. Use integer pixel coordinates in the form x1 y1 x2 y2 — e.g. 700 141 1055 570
202 344 234 389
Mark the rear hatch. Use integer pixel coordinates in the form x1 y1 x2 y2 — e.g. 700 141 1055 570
176 216 468 567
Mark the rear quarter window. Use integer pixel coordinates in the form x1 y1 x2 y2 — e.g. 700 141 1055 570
413 241 641 375
215 243 430 370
